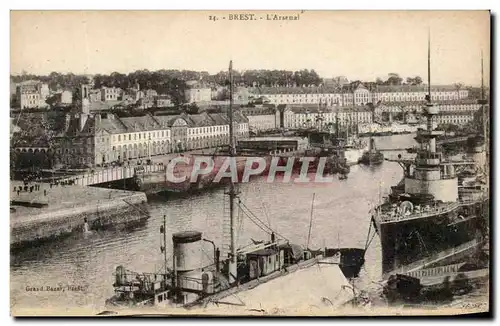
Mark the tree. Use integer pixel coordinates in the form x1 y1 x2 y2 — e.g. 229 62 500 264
215 88 230 101
454 82 464 98
386 73 403 86
45 94 59 108
185 103 199 114
166 78 188 107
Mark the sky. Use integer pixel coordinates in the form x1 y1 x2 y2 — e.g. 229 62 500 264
10 10 490 86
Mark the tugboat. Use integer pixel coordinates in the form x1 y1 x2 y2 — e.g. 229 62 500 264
359 138 384 165
370 34 489 278
105 61 366 310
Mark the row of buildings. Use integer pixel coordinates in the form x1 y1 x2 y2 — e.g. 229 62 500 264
239 99 483 132
11 99 482 168
253 84 470 106
47 105 249 167
13 77 473 112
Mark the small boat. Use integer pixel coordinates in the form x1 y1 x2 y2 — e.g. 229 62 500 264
359 138 384 165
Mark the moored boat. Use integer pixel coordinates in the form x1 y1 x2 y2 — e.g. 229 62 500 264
359 138 384 165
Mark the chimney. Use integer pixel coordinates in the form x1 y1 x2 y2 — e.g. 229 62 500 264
94 114 101 127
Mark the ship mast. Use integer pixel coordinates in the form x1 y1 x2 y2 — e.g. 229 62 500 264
427 28 431 103
227 60 238 285
423 28 438 154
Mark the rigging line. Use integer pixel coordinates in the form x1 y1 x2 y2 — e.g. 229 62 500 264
365 231 377 252
262 202 272 229
237 200 275 232
306 193 316 249
237 204 272 236
238 201 290 242
364 217 373 250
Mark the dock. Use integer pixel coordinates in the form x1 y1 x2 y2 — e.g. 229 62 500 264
10 182 149 248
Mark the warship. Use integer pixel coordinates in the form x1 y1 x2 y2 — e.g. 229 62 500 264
370 34 489 277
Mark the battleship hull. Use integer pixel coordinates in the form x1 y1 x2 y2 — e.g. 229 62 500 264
373 199 489 277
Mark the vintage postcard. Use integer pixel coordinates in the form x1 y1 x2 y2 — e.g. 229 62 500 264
9 10 491 317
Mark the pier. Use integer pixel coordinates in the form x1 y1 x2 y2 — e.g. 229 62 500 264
10 183 149 248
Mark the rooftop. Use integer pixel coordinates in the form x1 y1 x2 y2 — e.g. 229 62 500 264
249 84 468 95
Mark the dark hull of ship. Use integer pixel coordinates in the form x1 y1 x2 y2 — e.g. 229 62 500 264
359 151 384 165
373 200 489 276
324 248 366 278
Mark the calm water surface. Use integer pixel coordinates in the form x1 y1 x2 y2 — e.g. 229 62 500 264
12 135 417 311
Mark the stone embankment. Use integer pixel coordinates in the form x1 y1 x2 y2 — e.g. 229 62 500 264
10 182 149 249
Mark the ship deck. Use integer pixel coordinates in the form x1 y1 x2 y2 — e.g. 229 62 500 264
374 198 485 225
198 257 354 314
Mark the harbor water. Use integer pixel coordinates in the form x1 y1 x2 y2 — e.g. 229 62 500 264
11 134 452 312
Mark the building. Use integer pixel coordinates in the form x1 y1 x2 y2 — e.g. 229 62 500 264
185 87 212 103
239 105 277 132
137 96 155 109
435 110 476 126
183 111 249 150
254 86 343 106
281 105 372 129
235 87 251 102
373 99 482 123
54 109 249 167
15 80 49 109
252 84 470 107
54 112 173 167
108 115 172 162
46 90 73 107
372 85 469 103
101 87 122 102
60 90 73 105
89 89 102 103
155 95 173 108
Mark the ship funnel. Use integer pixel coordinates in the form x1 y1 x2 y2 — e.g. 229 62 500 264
115 265 128 286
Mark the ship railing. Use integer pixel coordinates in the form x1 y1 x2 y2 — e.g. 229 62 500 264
404 262 466 279
237 239 288 255
389 238 479 276
459 198 487 206
377 202 459 223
